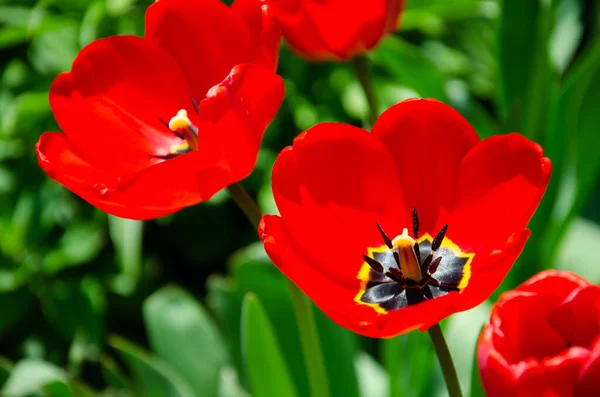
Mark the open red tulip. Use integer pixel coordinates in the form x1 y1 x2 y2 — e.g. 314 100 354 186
260 99 551 338
273 0 404 60
36 0 284 220
478 270 600 397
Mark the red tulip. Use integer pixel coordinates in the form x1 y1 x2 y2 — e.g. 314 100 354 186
273 0 404 60
36 0 284 220
478 270 600 397
259 99 551 338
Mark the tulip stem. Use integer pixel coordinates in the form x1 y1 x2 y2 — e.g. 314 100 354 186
351 55 379 127
428 324 463 397
226 182 262 228
227 181 331 397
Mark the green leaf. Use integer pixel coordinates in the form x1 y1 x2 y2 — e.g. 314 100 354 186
555 218 600 284
355 352 389 397
143 285 228 397
242 294 298 397
100 355 131 390
549 0 583 74
43 223 104 273
0 287 31 335
108 216 143 295
109 336 195 397
43 381 74 397
29 24 79 75
1 359 68 397
40 277 105 355
382 330 435 397
0 357 13 386
372 37 448 101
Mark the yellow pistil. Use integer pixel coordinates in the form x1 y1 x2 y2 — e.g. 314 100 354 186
168 109 198 151
392 228 422 281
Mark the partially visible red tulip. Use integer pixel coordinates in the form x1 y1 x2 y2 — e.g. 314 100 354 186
273 0 404 60
478 270 600 397
36 0 284 220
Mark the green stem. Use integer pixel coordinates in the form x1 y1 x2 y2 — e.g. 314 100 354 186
428 324 463 397
288 280 331 397
226 182 331 397
351 55 379 127
226 182 262 228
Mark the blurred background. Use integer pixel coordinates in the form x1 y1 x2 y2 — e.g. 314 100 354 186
0 0 599 396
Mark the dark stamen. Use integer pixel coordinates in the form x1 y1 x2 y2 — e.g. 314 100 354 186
393 251 401 267
412 208 419 238
420 252 433 274
151 153 179 160
362 254 384 273
431 224 448 252
376 222 393 249
387 268 405 283
192 98 200 115
428 256 442 274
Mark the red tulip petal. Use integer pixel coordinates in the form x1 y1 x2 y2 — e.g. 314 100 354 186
146 0 265 97
549 285 600 347
478 325 520 397
492 290 566 363
195 63 284 192
450 133 551 251
37 132 227 220
231 0 280 67
50 35 194 174
542 347 590 397
455 230 530 313
576 336 600 397
518 270 590 297
260 214 459 338
372 99 480 234
270 123 409 286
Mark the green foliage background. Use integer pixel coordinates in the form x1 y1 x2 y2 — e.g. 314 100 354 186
0 0 599 396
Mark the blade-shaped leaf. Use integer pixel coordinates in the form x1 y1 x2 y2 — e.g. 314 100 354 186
242 294 298 397
143 285 227 397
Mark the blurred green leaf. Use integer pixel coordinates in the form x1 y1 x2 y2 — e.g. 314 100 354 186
541 41 600 265
100 355 131 390
498 0 556 140
0 357 13 386
242 294 298 397
0 287 31 336
43 223 104 273
373 37 448 101
29 24 79 75
109 336 195 397
382 330 434 397
1 91 51 138
1 359 68 397
555 218 600 284
106 0 136 17
550 0 583 74
80 1 107 47
108 216 143 295
143 285 228 397
40 277 105 355
355 352 389 397
43 381 74 397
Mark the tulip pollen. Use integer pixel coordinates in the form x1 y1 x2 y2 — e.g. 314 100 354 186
168 109 199 153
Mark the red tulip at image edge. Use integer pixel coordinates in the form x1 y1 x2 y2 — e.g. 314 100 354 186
260 98 552 338
478 270 600 397
36 0 284 220
273 0 405 60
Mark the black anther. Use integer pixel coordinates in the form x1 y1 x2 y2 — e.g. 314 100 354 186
428 256 442 274
376 222 393 249
362 254 384 273
431 224 448 252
